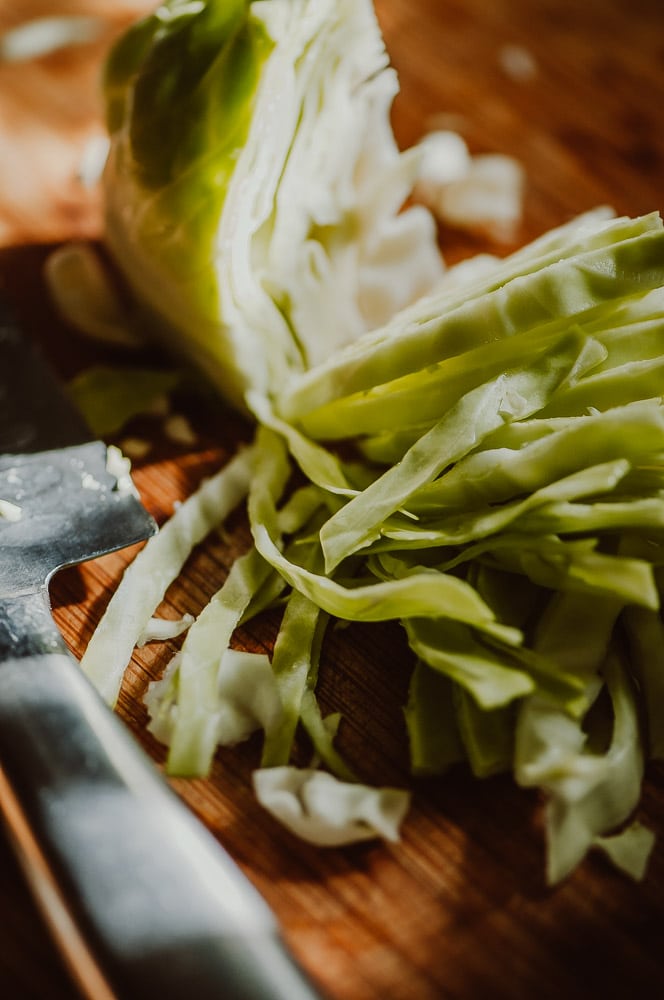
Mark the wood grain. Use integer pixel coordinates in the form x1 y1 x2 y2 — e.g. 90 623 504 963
1 1 664 997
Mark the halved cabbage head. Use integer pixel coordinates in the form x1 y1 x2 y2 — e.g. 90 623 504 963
103 0 443 411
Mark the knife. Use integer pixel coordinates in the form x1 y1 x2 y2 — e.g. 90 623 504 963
0 303 323 1000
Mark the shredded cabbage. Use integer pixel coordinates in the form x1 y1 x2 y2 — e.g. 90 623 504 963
77 0 664 878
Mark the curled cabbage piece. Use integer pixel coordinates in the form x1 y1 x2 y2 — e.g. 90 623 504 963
252 767 410 846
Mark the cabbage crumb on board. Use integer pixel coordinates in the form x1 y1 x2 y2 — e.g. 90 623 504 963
66 0 664 883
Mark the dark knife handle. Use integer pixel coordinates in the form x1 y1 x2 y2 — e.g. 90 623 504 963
0 589 323 1000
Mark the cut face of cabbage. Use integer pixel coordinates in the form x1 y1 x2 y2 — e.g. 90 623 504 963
103 0 443 411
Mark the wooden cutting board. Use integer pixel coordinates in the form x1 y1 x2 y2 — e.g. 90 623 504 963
1 1 664 997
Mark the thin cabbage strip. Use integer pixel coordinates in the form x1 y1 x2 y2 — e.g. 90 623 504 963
318 335 614 571
546 653 647 884
408 399 664 514
402 618 533 709
296 326 605 441
165 546 275 775
379 460 632 548
247 429 521 641
261 548 331 770
81 446 254 704
153 490 330 775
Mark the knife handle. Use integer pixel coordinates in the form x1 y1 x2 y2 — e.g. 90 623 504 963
0 589 324 1000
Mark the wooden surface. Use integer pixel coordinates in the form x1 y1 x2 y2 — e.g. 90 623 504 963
1 1 664 997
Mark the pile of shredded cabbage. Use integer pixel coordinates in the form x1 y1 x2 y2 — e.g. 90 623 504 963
74 205 664 883
51 0 664 883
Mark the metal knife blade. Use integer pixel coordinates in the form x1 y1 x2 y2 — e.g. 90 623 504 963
0 441 156 596
0 303 323 1000
0 297 155 593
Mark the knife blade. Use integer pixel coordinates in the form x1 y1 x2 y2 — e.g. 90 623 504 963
0 303 323 1000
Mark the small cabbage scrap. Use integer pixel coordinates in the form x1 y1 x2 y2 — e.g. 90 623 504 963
137 614 194 646
413 130 525 242
252 767 410 847
0 16 104 62
67 365 180 437
146 648 283 749
0 499 22 522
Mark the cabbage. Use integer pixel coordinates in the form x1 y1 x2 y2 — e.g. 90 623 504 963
102 0 443 412
252 767 410 847
83 0 664 877
67 365 180 436
81 445 255 704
